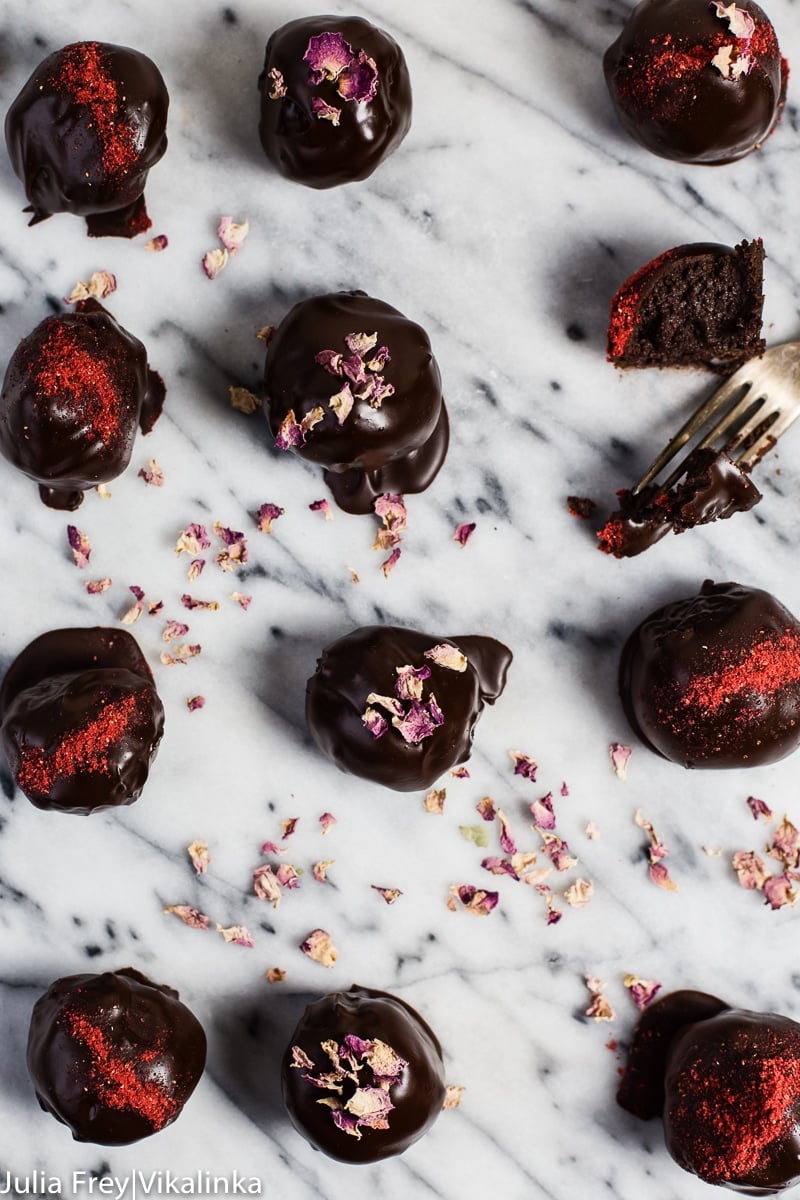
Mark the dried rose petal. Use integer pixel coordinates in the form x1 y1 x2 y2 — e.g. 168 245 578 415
253 864 283 906
585 821 601 840
337 50 379 103
64 270 117 304
560 782 569 796
260 840 286 856
453 522 476 548
311 96 342 124
164 620 190 643
187 695 205 712
711 43 753 78
275 409 305 450
304 31 355 84
530 793 556 831
266 967 287 984
564 879 594 907
282 817 299 840
181 594 220 612
448 884 498 917
319 812 337 833
424 788 446 814
213 521 248 572
147 600 164 616
313 859 335 884
276 863 301 889
229 386 261 414
230 592 252 610
175 524 211 556
95 483 112 499
256 502 285 533
424 643 467 673
86 578 112 595
187 560 205 583
649 860 678 892
609 743 632 781
535 885 562 925
769 815 800 868
163 905 209 930
300 928 338 967
371 885 402 905
764 874 798 910
345 332 378 356
362 707 388 739
144 234 169 252
217 216 249 256
120 584 145 625
256 325 274 343
187 840 210 875
216 924 255 948
374 493 408 534
160 643 202 666
733 849 770 890
443 1085 464 1110
309 499 333 520
510 750 537 781
585 976 615 1022
702 845 723 857
67 525 91 569
137 458 164 487
460 825 489 849
497 809 517 855
481 856 519 879
202 248 228 279
747 795 773 821
711 0 756 38
266 67 287 99
623 975 662 1010
451 767 470 779
392 698 443 743
540 832 577 872
395 664 431 701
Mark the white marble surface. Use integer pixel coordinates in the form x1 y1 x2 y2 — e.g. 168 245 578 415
1 0 800 1196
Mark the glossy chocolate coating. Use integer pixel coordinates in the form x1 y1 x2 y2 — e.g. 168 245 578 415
598 451 762 558
27 968 206 1145
0 301 165 510
603 0 786 164
282 985 445 1163
258 15 411 188
619 990 800 1193
619 581 800 768
265 292 448 514
5 42 168 234
306 625 512 790
0 627 164 814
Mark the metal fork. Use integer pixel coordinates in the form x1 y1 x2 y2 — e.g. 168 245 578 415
633 342 800 495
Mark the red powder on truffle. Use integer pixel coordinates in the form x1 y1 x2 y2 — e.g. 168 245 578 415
17 691 142 794
681 629 800 714
50 43 137 178
33 320 124 444
65 1010 177 1129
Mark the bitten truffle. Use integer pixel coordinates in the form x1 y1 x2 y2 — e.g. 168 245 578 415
0 627 165 814
0 300 165 510
619 989 800 1193
258 16 411 188
619 580 800 768
27 968 206 1145
5 41 168 237
282 985 446 1163
603 0 787 165
306 625 512 790
264 291 448 514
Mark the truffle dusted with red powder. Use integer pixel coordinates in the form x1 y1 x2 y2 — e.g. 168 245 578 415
258 16 411 188
5 42 168 236
0 301 165 510
27 968 205 1145
619 581 800 768
603 0 788 164
264 292 448 514
0 627 164 814
619 989 800 1193
306 626 511 790
282 986 445 1163
607 241 766 370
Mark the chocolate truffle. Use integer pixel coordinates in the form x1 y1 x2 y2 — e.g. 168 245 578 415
258 16 411 188
0 300 165 510
306 625 512 790
603 0 787 165
5 41 168 237
619 989 800 1193
619 581 800 768
27 968 206 1145
0 627 164 814
264 291 448 514
282 985 445 1163
606 240 766 370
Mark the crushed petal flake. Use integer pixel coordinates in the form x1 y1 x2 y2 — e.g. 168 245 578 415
147 600 164 616
282 817 299 840
585 976 616 1022
540 831 578 872
424 788 446 814
95 483 112 499
187 840 210 875
144 234 169 252
311 97 341 124
163 905 210 930
764 874 798 910
230 592 252 610
769 815 800 869
476 796 497 822
187 695 205 712
747 795 773 821
623 975 662 1011
266 967 287 984
217 216 249 255
453 522 476 548
164 620 190 642
120 585 145 625
443 1085 464 1110
138 458 164 486
229 386 261 414
253 864 284 907
86 578 112 595
564 878 594 907
67 525 91 569
216 924 255 948
64 270 117 304
160 643 202 666
202 248 228 279
319 812 337 834
711 0 757 38
309 499 333 520
649 861 678 892
213 521 248 572
732 849 770 891
381 547 402 577
187 560 205 583
266 67 287 99
447 884 498 916
256 502 285 533
175 524 211 556
497 809 517 855
424 643 467 672
530 792 556 831
585 821 601 840
450 767 470 779
371 885 402 905
610 742 632 781
510 750 538 781
313 859 335 884
300 928 338 967
181 594 220 612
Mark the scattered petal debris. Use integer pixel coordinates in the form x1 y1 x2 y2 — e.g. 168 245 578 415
732 850 770 890
216 924 255 948
144 234 169 252
371 885 402 905
181 594 220 612
163 620 190 643
309 498 333 520
187 695 206 712
255 502 285 533
289 1031 406 1140
768 815 800 869
364 664 445 747
482 852 542 882
497 808 517 854
450 767 470 779
266 967 287 984
300 928 338 967
313 859 335 884
424 788 446 814
424 643 467 672
67 525 91 569
585 822 601 840
373 494 407 576
256 325 274 343
253 864 284 907
86 578 112 595
702 845 723 856
95 483 112 499
566 495 597 519
229 386 261 414
623 975 662 1011
217 216 250 255
610 742 632 781
476 796 497 822
265 67 287 99
381 547 402 577
147 600 164 616
260 840 286 856
202 248 228 279
138 458 164 487
510 750 537 781
213 521 248 572
560 781 569 796
649 861 679 892
274 406 324 450
347 566 361 584
460 825 489 849
711 0 756 39
530 792 555 831
282 817 299 840
747 795 773 821
230 592 252 610
276 864 301 889
447 884 499 916
163 905 210 930
188 560 205 582
635 808 678 891
764 874 799 911
453 522 476 548
564 878 594 907
443 1085 465 1110
187 840 210 875
585 976 615 1022
537 884 562 925
319 812 337 834
120 585 145 624
176 524 211 556
64 270 117 303
540 831 578 872
160 643 202 666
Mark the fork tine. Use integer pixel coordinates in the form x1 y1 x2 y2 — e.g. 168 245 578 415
736 403 800 470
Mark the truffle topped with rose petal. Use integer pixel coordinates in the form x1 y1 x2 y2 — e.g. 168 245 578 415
306 625 512 790
264 291 448 514
258 16 411 187
282 985 446 1163
603 0 787 164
